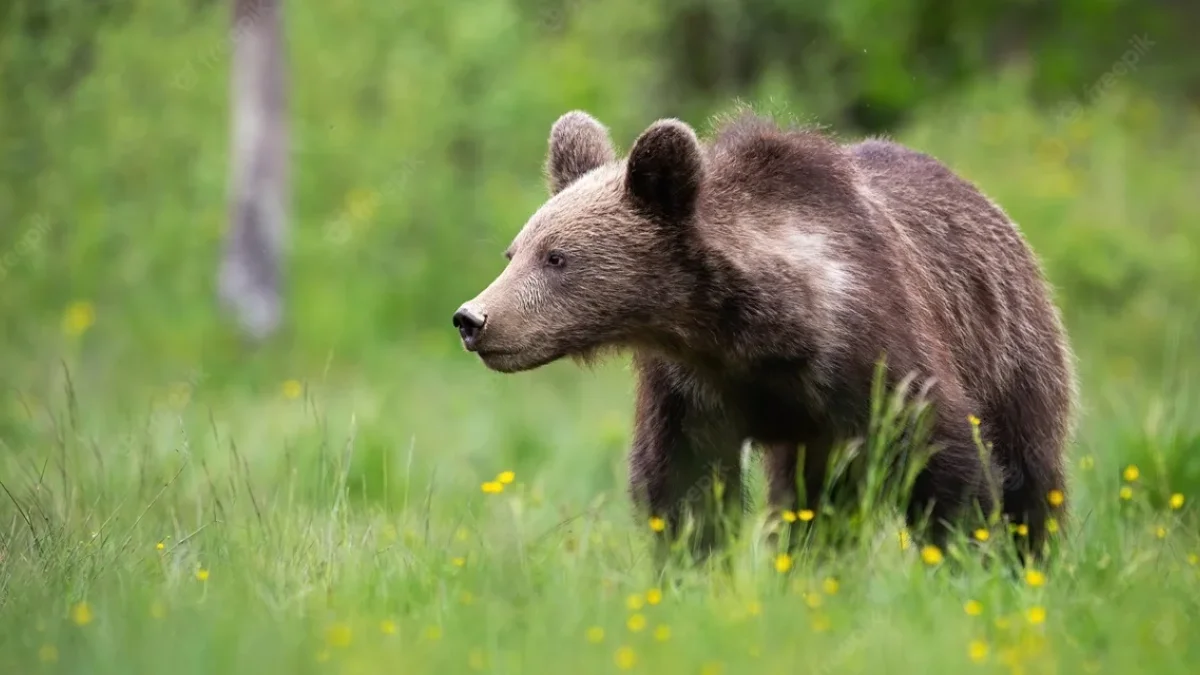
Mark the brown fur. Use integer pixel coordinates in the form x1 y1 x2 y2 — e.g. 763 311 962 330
453 108 1077 560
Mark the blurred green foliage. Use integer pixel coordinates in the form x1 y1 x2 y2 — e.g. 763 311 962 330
0 0 1197 387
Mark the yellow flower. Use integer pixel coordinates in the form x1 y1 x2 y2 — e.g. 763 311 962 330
1014 523 1029 537
481 481 504 494
1123 465 1139 482
62 301 96 337
196 568 209 582
627 613 646 632
614 646 637 670
1155 525 1167 539
804 592 823 609
964 600 983 616
1187 553 1198 566
380 620 397 635
746 600 762 616
496 470 515 484
1046 518 1059 534
967 414 981 427
156 541 165 551
39 644 58 663
1079 455 1095 470
1169 493 1185 510
455 526 470 541
626 594 644 611
921 545 943 565
898 529 911 550
586 626 605 643
653 625 671 642
345 188 380 222
781 510 797 522
822 577 839 595
798 509 815 522
1026 606 1046 624
468 648 486 671
1119 486 1133 501
648 517 666 532
1025 569 1046 588
968 639 989 663
974 528 990 542
1047 490 1064 507
452 556 466 567
326 622 353 648
71 601 93 626
774 553 793 573
281 379 303 400
645 588 662 605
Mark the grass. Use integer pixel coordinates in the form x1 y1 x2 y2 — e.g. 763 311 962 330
1 338 1198 674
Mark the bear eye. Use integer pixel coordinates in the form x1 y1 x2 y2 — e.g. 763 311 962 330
545 251 566 268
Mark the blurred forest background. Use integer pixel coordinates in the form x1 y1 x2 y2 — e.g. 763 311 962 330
1 2 1200 672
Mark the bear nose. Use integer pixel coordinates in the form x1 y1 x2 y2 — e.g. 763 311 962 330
452 305 487 351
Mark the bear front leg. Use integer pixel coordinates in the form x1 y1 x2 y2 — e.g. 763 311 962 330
627 363 743 568
906 414 1001 550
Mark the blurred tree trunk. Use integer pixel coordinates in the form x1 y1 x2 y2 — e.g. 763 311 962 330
218 0 288 341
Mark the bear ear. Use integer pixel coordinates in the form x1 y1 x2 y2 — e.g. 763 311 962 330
625 118 704 224
545 111 617 195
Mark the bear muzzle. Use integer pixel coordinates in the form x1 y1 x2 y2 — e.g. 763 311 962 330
452 305 488 351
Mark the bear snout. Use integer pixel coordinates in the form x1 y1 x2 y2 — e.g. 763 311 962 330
452 305 488 351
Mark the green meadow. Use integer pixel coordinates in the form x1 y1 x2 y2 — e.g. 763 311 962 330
2 2 1199 673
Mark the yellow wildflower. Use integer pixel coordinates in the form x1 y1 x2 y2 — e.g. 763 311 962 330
71 601 93 626
782 510 797 523
968 414 981 426
974 528 990 542
1155 525 1167 539
496 470 515 484
648 517 666 532
1186 553 1197 566
615 646 637 670
746 600 762 616
626 594 644 611
645 588 662 605
326 623 352 648
156 541 165 551
1123 465 1139 482
1079 455 1094 470
968 639 989 663
964 600 983 616
775 553 793 573
481 481 504 494
822 577 839 595
62 301 96 337
798 509 815 522
1025 569 1046 588
1014 523 1029 537
39 644 58 663
1026 606 1046 624
921 545 943 565
1169 493 1185 510
380 620 397 635
1047 490 1064 507
1119 486 1133 501
653 625 671 642
627 614 646 632
281 379 303 400
452 556 466 567
1046 518 1059 534
804 592 823 609
196 568 209 582
586 626 605 643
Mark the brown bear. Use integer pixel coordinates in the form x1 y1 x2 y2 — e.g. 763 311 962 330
453 108 1077 561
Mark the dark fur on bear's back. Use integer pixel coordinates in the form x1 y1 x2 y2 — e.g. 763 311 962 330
453 108 1077 559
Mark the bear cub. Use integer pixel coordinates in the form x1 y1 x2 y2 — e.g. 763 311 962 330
453 108 1077 560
